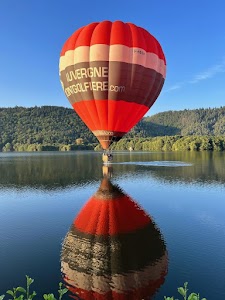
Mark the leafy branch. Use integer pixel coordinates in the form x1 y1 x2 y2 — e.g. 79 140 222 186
0 276 68 300
164 282 207 300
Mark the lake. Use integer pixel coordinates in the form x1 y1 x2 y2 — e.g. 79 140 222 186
0 151 225 299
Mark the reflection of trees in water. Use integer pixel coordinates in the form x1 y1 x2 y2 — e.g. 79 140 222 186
0 152 102 189
0 151 225 189
61 178 168 300
114 151 225 185
144 152 225 185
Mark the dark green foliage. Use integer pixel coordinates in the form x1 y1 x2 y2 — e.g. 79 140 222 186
0 106 97 151
1 106 225 152
144 106 225 136
103 135 225 151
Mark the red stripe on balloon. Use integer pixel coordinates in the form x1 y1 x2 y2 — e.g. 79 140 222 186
73 100 148 133
60 21 165 63
60 26 84 56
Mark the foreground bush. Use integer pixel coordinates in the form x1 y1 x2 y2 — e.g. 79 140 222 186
0 276 68 300
0 277 207 300
165 282 207 300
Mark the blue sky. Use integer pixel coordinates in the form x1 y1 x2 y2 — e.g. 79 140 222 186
0 0 225 116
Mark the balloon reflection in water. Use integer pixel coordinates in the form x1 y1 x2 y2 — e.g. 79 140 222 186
61 176 168 299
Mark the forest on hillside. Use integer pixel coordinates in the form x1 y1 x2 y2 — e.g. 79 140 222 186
0 106 225 152
145 106 225 136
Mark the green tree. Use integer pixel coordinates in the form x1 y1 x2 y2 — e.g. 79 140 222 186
2 142 12 152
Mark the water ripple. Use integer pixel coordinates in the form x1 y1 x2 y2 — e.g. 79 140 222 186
114 161 193 167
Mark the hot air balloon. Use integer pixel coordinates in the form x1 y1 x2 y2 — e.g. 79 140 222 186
59 21 166 152
61 177 168 299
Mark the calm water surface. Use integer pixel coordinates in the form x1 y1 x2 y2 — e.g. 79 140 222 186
0 151 225 299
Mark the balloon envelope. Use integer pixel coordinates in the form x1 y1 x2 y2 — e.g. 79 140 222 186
59 21 166 149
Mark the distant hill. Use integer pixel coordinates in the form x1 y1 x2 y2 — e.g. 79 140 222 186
0 105 225 151
144 107 225 136
0 106 97 151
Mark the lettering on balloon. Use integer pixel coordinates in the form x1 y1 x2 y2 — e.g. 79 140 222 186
133 49 145 55
65 82 108 96
62 66 126 97
66 67 108 81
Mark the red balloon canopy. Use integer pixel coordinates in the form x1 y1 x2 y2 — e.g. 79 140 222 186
59 21 166 149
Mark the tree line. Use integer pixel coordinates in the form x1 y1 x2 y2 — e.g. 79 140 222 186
97 135 225 151
145 106 225 136
0 106 98 152
0 106 225 152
